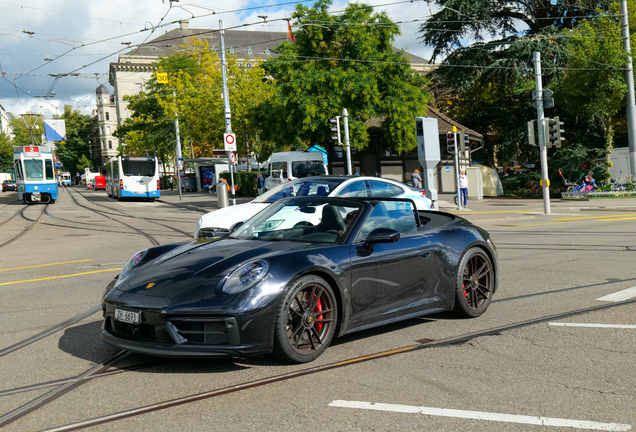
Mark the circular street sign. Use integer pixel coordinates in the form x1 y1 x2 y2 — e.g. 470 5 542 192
225 134 235 145
230 152 235 164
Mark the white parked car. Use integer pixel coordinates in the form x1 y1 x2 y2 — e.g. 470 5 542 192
194 176 434 239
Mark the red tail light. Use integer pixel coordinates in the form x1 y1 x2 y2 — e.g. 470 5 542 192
419 191 426 196
120 179 123 190
157 179 160 190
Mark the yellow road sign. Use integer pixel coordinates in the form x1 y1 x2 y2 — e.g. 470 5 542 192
157 73 168 84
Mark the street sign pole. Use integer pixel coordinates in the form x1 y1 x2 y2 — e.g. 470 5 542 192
220 20 235 205
534 51 551 214
620 0 636 177
342 108 352 175
452 126 461 209
172 91 183 201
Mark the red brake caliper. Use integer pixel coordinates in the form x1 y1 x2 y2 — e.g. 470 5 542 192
315 297 323 332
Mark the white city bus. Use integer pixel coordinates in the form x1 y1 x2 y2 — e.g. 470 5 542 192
104 156 160 201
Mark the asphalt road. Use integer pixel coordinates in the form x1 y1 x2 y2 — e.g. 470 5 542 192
0 187 635 432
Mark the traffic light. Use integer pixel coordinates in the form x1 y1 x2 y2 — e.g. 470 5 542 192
446 132 456 154
545 116 565 148
329 117 341 144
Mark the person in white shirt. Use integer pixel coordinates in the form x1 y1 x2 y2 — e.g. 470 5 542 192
459 170 468 207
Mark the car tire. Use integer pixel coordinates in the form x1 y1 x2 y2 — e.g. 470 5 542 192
453 247 494 318
273 275 338 363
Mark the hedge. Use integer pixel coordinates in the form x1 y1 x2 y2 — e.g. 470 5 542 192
219 171 259 197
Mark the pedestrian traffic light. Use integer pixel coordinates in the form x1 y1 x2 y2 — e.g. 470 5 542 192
329 117 341 144
446 132 456 154
545 117 565 148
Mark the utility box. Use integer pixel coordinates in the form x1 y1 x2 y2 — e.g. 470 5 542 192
415 117 441 210
610 147 632 179
466 167 484 200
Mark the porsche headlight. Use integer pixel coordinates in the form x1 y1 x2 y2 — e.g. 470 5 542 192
114 249 148 288
221 259 269 294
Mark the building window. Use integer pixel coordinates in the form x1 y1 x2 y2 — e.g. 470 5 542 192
105 112 110 120
108 141 113 149
100 112 104 120
102 140 106 149
101 127 105 135
106 126 111 135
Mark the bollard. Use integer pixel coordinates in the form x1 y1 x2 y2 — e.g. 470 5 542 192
217 181 229 208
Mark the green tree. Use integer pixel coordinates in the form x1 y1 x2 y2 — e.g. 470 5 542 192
260 0 431 154
156 39 276 162
0 132 13 172
10 115 45 146
53 105 93 175
557 2 633 172
115 52 200 165
418 0 616 166
76 154 92 172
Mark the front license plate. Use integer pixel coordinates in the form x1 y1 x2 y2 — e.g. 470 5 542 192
114 308 141 324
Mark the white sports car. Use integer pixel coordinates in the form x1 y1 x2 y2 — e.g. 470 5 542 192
194 176 433 239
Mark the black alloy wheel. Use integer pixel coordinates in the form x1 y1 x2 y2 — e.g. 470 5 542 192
273 275 338 363
453 247 494 318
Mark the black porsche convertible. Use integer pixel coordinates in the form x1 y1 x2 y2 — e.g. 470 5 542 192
102 196 497 363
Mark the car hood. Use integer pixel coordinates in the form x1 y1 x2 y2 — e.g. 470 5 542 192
198 202 270 231
108 238 306 304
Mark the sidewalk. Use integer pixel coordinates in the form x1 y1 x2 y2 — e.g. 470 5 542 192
156 189 636 223
436 193 636 222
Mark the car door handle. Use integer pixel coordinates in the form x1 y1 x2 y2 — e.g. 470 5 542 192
419 251 432 258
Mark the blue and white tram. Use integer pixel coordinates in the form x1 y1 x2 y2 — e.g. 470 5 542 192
13 145 58 204
104 156 160 200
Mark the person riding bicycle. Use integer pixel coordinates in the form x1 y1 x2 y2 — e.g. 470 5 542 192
583 171 596 191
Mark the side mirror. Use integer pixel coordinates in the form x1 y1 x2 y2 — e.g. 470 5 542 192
365 228 400 245
229 221 245 233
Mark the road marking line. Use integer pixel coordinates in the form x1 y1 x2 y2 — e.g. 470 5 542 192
328 400 632 431
0 259 93 272
598 217 636 222
451 210 544 214
597 286 636 302
554 214 636 221
0 268 121 286
549 323 636 329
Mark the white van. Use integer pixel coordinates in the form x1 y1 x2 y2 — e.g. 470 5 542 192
264 151 328 190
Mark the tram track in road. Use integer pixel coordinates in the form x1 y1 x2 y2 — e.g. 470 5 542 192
73 189 194 238
25 297 636 432
65 189 160 247
0 306 101 359
0 204 48 249
0 350 131 429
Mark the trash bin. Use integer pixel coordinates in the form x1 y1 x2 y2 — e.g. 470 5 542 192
182 177 196 192
217 181 229 208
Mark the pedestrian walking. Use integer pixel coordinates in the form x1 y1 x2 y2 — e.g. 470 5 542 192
169 176 173 191
459 170 468 207
411 169 422 188
256 172 265 196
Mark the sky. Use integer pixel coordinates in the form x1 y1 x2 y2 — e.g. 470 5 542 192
0 0 440 120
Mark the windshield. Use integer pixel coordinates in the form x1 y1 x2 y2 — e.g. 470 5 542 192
24 160 44 179
253 178 343 203
232 198 362 244
122 158 155 176
292 160 327 178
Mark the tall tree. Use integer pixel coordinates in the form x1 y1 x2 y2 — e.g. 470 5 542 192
557 1 634 170
115 52 200 165
260 0 431 154
418 0 614 166
54 105 93 175
156 39 276 161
